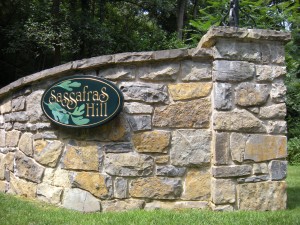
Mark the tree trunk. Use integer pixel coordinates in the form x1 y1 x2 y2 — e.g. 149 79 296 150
177 0 187 40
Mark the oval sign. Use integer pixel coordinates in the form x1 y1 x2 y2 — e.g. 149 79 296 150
41 75 124 128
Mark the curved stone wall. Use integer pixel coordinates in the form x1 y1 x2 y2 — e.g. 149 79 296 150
0 27 291 212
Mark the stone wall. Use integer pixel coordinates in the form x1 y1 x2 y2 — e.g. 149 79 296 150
0 27 291 212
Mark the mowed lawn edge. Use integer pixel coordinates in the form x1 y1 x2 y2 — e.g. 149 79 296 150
0 165 299 225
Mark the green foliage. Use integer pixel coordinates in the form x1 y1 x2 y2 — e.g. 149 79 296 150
288 137 300 164
57 80 81 91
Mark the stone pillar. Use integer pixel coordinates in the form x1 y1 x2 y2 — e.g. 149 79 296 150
199 27 291 211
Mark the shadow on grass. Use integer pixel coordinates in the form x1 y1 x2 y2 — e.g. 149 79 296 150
287 186 300 209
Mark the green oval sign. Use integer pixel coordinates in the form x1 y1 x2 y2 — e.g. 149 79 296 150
41 75 124 128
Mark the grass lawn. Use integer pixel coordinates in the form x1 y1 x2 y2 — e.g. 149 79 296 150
0 165 299 225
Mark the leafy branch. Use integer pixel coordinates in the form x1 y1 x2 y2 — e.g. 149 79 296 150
56 80 81 91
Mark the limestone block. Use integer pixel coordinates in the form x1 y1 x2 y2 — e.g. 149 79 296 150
104 153 154 176
103 142 133 153
266 121 287 134
213 60 255 82
182 168 210 201
127 115 151 132
129 177 182 199
244 135 287 162
0 154 4 179
18 132 33 156
145 201 208 210
213 109 264 132
170 129 211 166
4 152 14 171
62 141 101 171
213 132 230 165
139 63 179 81
43 167 72 188
168 82 212 100
0 129 5 147
12 96 26 112
259 103 286 119
26 90 44 122
73 172 112 199
33 131 58 140
270 82 286 103
62 188 100 212
0 99 12 114
4 112 29 122
269 160 287 180
6 130 21 147
237 181 286 210
155 155 169 164
8 173 36 198
237 175 269 183
253 163 268 175
34 140 64 167
156 165 186 177
181 61 212 81
153 98 211 128
114 177 128 199
212 165 252 178
133 130 170 153
214 83 233 110
211 178 236 204
99 66 135 81
0 180 6 192
15 151 44 183
256 65 286 81
124 102 153 114
102 199 145 212
235 83 269 106
230 133 247 163
211 204 234 212
37 183 63 204
119 82 168 104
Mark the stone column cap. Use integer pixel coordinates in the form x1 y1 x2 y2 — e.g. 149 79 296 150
198 26 292 48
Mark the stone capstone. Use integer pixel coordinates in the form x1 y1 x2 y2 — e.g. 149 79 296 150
168 82 212 100
214 83 233 110
34 140 64 167
170 129 211 166
140 63 179 81
18 132 33 156
102 199 145 212
156 165 186 177
62 188 100 212
132 130 170 153
119 82 168 103
129 177 182 199
237 181 286 210
100 66 135 80
211 178 235 204
268 160 287 180
15 151 44 183
235 83 269 106
153 98 211 128
104 153 154 176
37 183 63 204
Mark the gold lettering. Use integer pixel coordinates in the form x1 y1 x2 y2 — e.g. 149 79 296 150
68 92 77 109
86 103 95 117
99 87 109 103
87 91 92 101
93 91 99 101
83 86 88 101
56 93 62 103
49 90 57 103
104 102 107 116
76 92 82 101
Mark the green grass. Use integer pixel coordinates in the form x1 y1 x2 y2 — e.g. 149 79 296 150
0 166 299 225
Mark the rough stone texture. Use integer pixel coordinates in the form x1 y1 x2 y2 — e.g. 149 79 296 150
170 129 211 166
156 165 186 177
124 102 153 114
253 163 268 175
244 135 287 162
114 177 128 199
15 151 44 183
102 199 145 212
62 141 100 171
211 178 235 204
0 129 5 147
140 63 179 81
269 160 287 180
43 167 72 188
119 82 168 103
73 172 111 199
212 165 252 178
213 61 255 82
8 173 37 198
155 155 169 164
5 130 21 147
259 103 286 119
237 175 269 183
182 168 210 201
214 109 263 132
18 132 33 156
34 140 64 167
270 82 286 103
4 112 29 122
181 61 212 81
266 121 287 134
127 115 152 132
0 180 6 192
104 153 154 176
230 133 247 163
37 183 63 204
99 66 135 80
168 82 212 100
3 152 14 172
103 143 133 153
132 130 170 153
145 201 208 210
256 65 286 81
26 90 44 122
211 204 234 212
0 154 5 179
235 83 269 106
11 96 25 112
237 181 286 210
153 98 211 128
214 83 233 110
0 99 12 114
62 188 100 212
130 177 182 199
213 132 229 165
